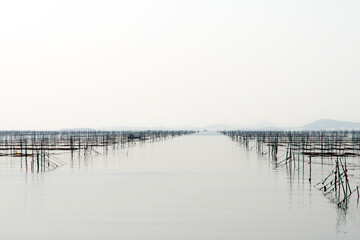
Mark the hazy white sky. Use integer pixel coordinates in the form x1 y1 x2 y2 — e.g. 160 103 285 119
1 0 359 130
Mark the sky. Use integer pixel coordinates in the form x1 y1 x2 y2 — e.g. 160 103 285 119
1 0 359 130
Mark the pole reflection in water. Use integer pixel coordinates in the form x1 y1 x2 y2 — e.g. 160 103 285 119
0 132 359 240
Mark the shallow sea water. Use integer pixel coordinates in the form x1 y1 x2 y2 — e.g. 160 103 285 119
0 132 359 239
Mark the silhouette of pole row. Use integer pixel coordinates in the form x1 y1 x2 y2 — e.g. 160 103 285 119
222 130 360 208
0 130 195 172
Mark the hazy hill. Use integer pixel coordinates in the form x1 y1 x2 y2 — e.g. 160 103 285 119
60 119 360 132
300 119 360 130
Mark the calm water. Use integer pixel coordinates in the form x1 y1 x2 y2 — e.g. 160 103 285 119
0 132 359 239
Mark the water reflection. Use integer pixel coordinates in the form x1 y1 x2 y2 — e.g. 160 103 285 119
0 133 360 239
232 134 360 239
337 207 348 234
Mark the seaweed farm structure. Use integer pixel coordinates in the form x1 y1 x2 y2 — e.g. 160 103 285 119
0 130 195 173
222 130 360 208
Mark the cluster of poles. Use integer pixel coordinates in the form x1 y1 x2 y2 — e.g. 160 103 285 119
0 130 195 173
222 130 360 208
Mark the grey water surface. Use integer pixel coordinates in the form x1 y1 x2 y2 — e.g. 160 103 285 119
0 132 359 239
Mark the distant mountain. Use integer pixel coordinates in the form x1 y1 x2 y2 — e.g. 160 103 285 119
300 119 360 130
201 119 360 131
58 120 360 132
